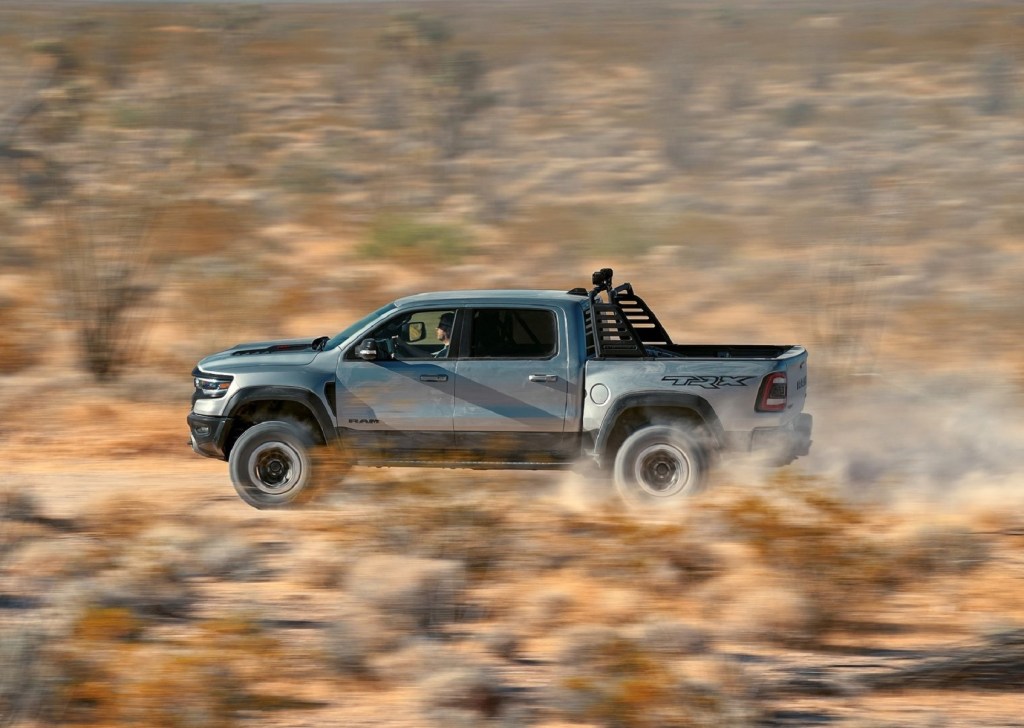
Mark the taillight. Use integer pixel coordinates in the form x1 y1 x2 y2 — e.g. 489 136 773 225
757 372 787 412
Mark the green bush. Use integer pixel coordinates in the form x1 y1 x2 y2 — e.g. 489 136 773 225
780 99 817 127
275 158 336 195
359 214 473 261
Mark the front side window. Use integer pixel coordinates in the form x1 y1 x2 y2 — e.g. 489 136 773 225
468 308 557 359
349 309 456 360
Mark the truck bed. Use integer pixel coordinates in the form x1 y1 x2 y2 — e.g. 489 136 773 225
647 344 798 359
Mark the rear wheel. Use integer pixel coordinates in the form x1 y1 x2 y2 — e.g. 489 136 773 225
613 425 708 507
229 420 319 509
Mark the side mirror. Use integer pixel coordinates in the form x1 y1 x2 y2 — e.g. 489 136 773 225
357 338 379 361
402 321 426 343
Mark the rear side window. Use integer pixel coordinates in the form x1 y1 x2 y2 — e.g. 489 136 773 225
468 308 557 359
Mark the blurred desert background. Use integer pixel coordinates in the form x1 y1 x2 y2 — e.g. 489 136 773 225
2 1 1024 725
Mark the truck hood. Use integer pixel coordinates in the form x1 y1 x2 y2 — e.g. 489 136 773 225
198 337 324 371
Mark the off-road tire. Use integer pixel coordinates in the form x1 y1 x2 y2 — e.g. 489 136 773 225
229 420 319 509
612 425 709 507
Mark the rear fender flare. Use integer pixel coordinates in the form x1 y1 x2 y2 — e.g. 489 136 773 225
593 392 724 462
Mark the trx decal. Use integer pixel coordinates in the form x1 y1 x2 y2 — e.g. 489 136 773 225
662 375 753 389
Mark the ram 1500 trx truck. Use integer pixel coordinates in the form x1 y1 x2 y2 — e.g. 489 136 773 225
188 269 812 508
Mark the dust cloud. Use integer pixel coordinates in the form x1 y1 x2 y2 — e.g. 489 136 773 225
806 374 1024 518
546 371 1024 527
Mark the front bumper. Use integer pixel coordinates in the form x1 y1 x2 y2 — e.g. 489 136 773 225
750 412 813 465
187 412 233 460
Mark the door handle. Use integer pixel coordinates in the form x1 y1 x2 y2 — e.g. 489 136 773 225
529 374 558 383
419 374 448 383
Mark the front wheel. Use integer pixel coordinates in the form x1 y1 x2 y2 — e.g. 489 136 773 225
229 420 319 509
612 425 709 507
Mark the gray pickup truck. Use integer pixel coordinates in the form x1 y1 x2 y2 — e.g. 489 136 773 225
188 269 812 508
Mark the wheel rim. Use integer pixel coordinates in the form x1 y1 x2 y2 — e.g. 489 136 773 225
633 443 691 498
248 441 303 495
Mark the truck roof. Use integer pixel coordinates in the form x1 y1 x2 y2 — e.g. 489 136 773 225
393 289 586 307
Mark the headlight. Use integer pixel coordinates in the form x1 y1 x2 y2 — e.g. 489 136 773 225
192 369 233 399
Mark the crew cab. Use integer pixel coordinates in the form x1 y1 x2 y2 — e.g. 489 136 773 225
188 269 812 508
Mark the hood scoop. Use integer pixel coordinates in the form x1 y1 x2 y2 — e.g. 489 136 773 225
231 342 312 357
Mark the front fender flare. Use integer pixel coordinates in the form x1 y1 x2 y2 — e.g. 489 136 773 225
225 386 337 444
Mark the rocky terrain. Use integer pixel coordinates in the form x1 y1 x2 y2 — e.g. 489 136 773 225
2 1 1024 726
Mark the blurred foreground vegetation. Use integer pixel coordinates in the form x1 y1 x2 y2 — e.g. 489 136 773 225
3 468 1023 726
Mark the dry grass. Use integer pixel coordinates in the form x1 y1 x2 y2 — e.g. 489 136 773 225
1 0 1023 725
2 462 1024 725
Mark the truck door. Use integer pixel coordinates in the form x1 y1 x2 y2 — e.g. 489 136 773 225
336 308 457 455
453 307 573 460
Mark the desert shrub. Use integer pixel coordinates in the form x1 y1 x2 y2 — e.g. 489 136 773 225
635 619 711 657
0 622 58 726
51 194 160 381
345 554 467 633
274 157 338 196
358 213 473 262
325 603 399 676
1002 209 1024 237
663 212 746 263
586 208 672 260
3 536 106 599
0 486 40 522
293 540 348 589
556 513 721 588
379 12 495 160
109 102 154 129
706 479 891 632
35 607 291 727
80 564 197 620
391 501 511 578
780 99 817 127
68 506 217 618
73 605 145 642
898 524 990 576
149 199 254 261
113 651 240 728
420 665 505 721
369 638 452 683
365 639 506 721
0 297 35 375
706 475 993 636
704 571 824 645
652 51 700 171
121 521 242 582
551 624 759 727
126 523 210 579
521 586 575 629
480 626 520 660
977 49 1016 116
80 492 177 542
505 204 744 267
194 532 266 581
504 203 592 253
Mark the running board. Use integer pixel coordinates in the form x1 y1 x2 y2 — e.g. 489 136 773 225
355 459 575 471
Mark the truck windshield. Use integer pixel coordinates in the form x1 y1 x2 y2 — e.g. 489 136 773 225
324 303 396 350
